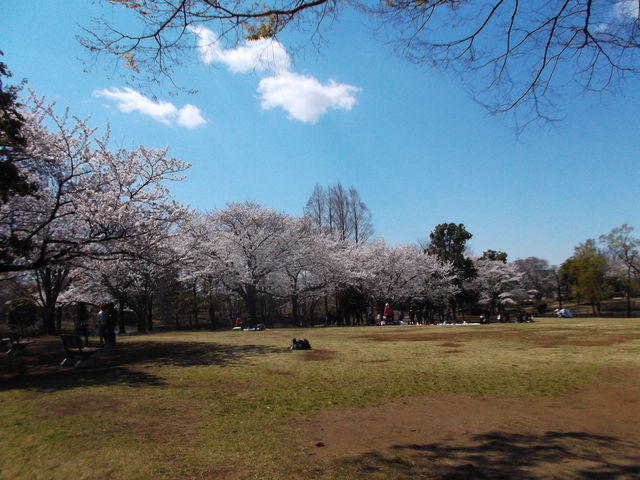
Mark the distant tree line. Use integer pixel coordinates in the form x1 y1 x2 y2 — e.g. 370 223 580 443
2 63 639 335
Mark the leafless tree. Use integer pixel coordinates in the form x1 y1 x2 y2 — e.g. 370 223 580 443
304 181 373 243
81 1 640 128
347 185 373 244
329 182 350 241
303 183 327 230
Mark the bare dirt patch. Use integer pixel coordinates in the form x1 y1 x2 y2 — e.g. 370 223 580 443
296 369 640 478
39 393 125 417
528 334 635 348
355 329 638 349
292 349 337 361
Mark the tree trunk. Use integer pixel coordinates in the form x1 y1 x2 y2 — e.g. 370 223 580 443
174 295 180 328
555 272 563 309
43 303 57 335
193 281 199 328
260 294 265 323
118 298 126 334
227 297 233 328
626 267 632 318
147 298 154 331
243 284 258 324
208 293 216 330
137 310 146 333
291 293 300 327
324 296 329 325
55 307 62 332
309 299 317 327
36 266 70 335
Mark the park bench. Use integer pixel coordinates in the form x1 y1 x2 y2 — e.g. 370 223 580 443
59 334 97 368
4 332 30 356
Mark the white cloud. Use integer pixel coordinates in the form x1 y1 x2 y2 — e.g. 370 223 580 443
593 23 611 33
614 0 639 19
93 87 205 128
177 104 206 128
189 26 361 123
189 25 290 74
257 71 360 124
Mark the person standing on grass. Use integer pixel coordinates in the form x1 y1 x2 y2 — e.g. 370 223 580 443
383 303 393 324
106 303 117 346
75 302 89 346
96 304 108 346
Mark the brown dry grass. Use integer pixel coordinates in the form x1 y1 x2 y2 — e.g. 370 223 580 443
293 349 338 361
1 317 639 479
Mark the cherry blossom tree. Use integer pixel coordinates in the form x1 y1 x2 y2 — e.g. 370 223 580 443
350 239 457 314
1 93 191 333
0 93 190 275
471 258 527 315
62 228 187 333
270 217 345 326
196 201 294 324
171 212 232 329
513 256 555 305
34 263 77 335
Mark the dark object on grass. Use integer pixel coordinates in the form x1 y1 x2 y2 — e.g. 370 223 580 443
60 334 97 368
4 331 30 356
291 338 311 350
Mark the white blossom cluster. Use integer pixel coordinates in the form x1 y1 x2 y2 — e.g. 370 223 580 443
1 94 190 274
5 94 530 330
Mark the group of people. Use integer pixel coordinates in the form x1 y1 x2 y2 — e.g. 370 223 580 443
480 312 534 324
369 303 402 325
369 304 448 326
74 302 117 346
369 303 536 326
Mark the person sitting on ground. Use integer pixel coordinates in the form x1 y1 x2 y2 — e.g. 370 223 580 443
291 338 311 350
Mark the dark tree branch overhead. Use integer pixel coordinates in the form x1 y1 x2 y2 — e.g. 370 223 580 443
81 0 640 129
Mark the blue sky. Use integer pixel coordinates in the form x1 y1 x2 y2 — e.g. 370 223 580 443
2 1 638 266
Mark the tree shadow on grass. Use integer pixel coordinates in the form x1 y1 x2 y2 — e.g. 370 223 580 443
0 338 284 393
337 431 640 479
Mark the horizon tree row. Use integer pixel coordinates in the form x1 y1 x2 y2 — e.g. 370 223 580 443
2 73 639 333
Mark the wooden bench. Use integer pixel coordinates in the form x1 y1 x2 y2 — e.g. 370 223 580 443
4 332 30 356
60 334 97 368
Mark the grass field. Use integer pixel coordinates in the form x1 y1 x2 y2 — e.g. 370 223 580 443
1 317 639 479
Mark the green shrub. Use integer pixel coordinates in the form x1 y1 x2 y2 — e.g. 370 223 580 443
5 297 38 330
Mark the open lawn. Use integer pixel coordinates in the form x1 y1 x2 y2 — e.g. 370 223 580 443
1 318 639 479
